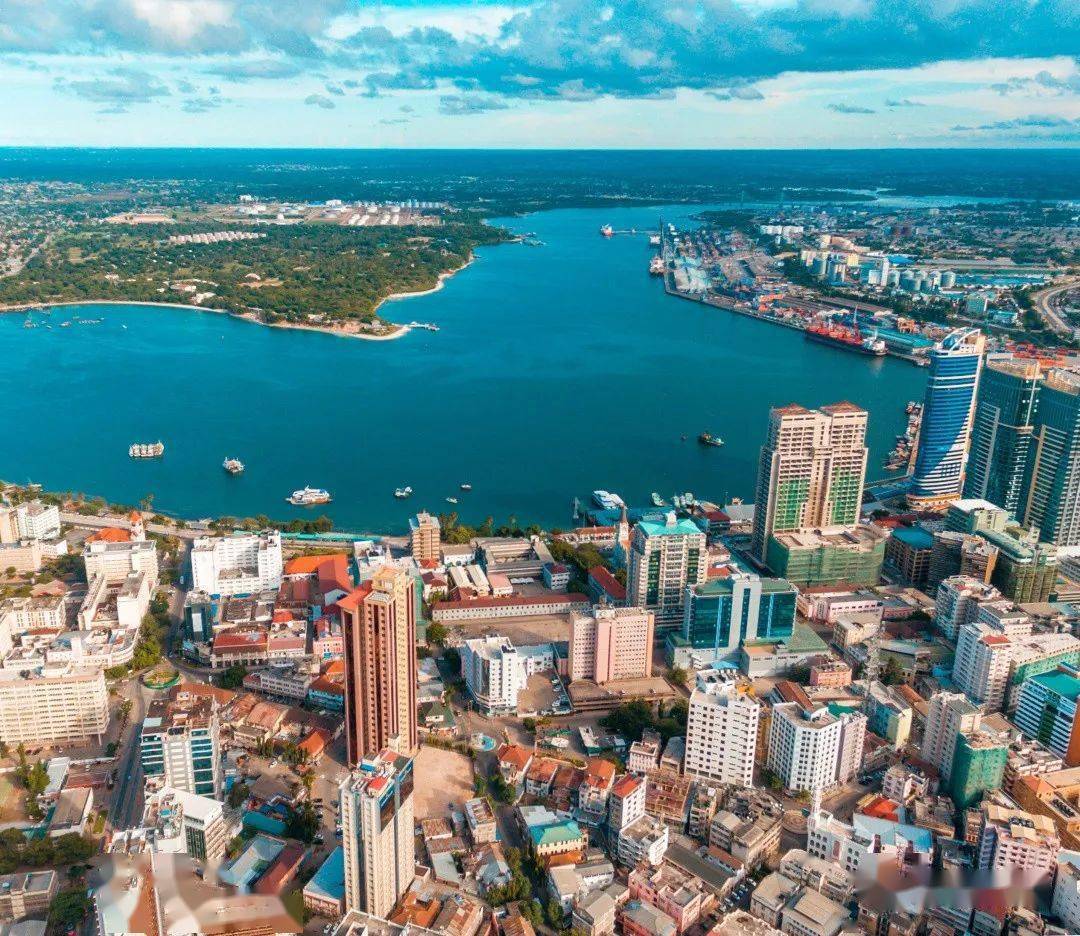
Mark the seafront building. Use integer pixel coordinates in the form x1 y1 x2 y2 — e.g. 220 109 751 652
339 565 418 767
681 573 796 662
626 513 706 631
409 512 441 564
750 402 869 563
909 329 986 508
190 530 284 597
963 357 1041 518
1022 368 1080 546
339 751 416 917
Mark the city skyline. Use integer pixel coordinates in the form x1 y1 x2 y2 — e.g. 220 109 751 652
0 0 1077 148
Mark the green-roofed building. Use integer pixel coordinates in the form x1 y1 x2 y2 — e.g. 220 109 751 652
627 512 707 631
1014 668 1080 763
682 572 796 658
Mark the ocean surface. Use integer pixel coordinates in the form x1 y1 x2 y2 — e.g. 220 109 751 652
0 203 929 532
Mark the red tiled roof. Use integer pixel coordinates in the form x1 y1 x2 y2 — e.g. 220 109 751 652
284 554 344 576
213 630 268 651
496 743 533 772
336 583 374 612
981 634 1011 646
588 566 626 601
87 527 131 543
298 727 332 757
585 758 616 787
317 555 353 595
612 776 642 798
435 593 588 611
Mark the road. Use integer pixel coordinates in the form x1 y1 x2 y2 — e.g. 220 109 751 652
1032 279 1078 337
60 510 204 540
110 680 155 831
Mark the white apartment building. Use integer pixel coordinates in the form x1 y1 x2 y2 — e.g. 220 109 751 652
608 775 646 832
934 576 1003 641
616 815 669 869
569 606 654 684
140 690 221 799
768 702 863 792
920 692 981 781
83 539 159 590
0 501 61 542
1052 860 1080 934
190 531 283 597
0 664 108 746
340 752 415 917
626 513 707 630
953 624 1015 712
460 635 527 713
684 675 760 787
976 805 1059 876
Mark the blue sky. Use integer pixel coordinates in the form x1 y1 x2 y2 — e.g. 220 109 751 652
1 0 1077 147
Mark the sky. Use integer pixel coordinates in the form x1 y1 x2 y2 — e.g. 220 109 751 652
0 0 1078 148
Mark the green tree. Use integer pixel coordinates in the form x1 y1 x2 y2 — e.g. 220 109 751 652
881 657 905 686
48 888 92 931
425 622 448 646
219 664 248 689
545 898 565 929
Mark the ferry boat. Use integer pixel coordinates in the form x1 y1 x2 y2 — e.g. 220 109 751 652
698 433 724 447
599 224 614 238
649 256 665 276
129 442 165 458
460 482 473 491
804 322 887 356
287 486 331 505
651 492 668 507
222 458 244 475
394 486 413 499
592 490 625 510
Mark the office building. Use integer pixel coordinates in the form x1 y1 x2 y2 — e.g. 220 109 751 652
569 606 654 684
964 357 1041 518
142 786 229 863
1023 369 1080 546
1014 669 1080 764
884 526 934 587
682 574 796 660
909 328 986 507
751 401 869 566
765 525 886 586
83 537 159 590
339 751 415 917
0 663 108 746
339 565 418 767
684 675 760 786
953 624 1016 713
626 513 707 630
191 530 283 597
460 635 527 713
141 687 221 798
409 512 441 564
949 731 1007 808
767 701 864 792
921 692 981 782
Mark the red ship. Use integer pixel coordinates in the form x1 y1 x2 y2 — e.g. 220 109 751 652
804 322 886 356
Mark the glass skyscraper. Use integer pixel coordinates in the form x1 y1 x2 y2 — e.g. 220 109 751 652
1023 369 1080 546
963 356 1041 518
910 329 985 507
682 572 796 657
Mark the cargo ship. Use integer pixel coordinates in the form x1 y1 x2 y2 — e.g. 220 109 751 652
804 322 886 356
129 442 165 458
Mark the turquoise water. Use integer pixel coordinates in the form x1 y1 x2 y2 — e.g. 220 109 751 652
0 203 927 532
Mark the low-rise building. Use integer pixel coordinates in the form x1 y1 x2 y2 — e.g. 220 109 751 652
0 871 57 923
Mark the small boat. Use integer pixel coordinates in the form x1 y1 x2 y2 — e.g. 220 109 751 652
698 433 725 447
651 492 667 507
223 458 244 475
600 224 614 237
460 482 472 491
446 497 459 505
129 441 165 458
288 486 331 505
649 256 665 276
60 321 71 328
121 324 128 330
394 486 413 499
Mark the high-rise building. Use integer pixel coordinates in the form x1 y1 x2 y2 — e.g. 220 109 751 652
190 530 283 597
909 329 986 508
964 357 1041 518
751 402 869 565
409 512 441 564
339 565 418 767
953 624 1016 713
683 674 760 787
921 692 981 782
934 576 1003 641
140 687 222 798
339 751 415 917
626 513 707 630
0 663 109 747
569 606 654 684
767 700 864 792
1023 369 1080 546
608 775 647 832
948 731 1007 808
682 573 796 660
1014 669 1080 765
975 804 1059 875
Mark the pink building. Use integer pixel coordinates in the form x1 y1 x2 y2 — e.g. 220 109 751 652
627 864 712 934
569 607 654 684
311 615 344 661
809 661 853 688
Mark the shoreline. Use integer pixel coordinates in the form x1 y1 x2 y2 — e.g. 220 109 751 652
0 253 477 342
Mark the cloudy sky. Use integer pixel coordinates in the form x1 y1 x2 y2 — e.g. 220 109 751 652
1 0 1078 147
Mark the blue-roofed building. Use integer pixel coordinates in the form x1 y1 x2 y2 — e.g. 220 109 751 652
243 810 289 837
219 833 286 889
303 846 345 918
1014 668 1080 763
626 513 707 631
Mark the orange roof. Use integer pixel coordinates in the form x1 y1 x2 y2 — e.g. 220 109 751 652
284 554 342 576
323 659 345 679
309 676 344 695
128 510 142 523
585 758 616 786
298 727 332 756
496 743 533 772
87 527 131 543
612 776 642 798
336 583 374 612
981 634 1011 646
859 795 901 822
317 555 353 595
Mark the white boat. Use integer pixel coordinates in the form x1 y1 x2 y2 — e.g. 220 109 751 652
394 486 413 499
288 486 331 505
460 482 472 491
223 458 244 475
446 497 459 505
592 490 626 510
649 256 665 276
650 492 667 507
600 224 614 237
129 441 165 458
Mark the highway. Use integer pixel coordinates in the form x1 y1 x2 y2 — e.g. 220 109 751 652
1032 279 1078 337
